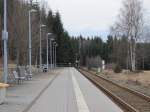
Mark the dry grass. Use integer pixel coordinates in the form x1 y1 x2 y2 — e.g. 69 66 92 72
102 70 150 87
99 69 150 96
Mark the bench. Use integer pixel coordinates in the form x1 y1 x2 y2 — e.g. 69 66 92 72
18 67 32 80
0 83 9 104
13 71 26 84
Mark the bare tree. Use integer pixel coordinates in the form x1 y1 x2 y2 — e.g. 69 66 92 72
111 0 143 71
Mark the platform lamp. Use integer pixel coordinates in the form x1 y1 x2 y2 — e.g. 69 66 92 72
28 9 37 76
47 33 54 69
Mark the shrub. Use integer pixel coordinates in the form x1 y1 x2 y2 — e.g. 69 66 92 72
113 64 122 73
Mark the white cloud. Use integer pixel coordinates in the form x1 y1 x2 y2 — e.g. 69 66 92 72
43 0 150 39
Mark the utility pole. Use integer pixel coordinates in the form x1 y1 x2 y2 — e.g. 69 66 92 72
2 0 8 83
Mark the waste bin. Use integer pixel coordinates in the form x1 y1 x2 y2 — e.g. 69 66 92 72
43 68 48 72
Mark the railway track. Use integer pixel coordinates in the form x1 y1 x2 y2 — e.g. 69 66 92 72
78 68 150 112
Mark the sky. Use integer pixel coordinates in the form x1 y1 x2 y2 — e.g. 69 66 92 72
41 0 150 39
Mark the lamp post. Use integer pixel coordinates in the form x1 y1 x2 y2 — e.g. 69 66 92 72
53 42 58 68
39 24 46 70
28 9 36 76
50 38 54 69
52 42 55 68
53 42 56 68
0 0 8 104
47 33 54 70
2 0 8 83
55 43 58 68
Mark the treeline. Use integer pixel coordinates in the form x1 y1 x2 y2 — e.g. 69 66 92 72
0 0 150 70
73 35 150 70
0 0 110 67
0 0 76 66
70 36 110 66
103 36 150 70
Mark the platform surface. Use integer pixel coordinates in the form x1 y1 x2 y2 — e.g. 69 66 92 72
27 67 123 112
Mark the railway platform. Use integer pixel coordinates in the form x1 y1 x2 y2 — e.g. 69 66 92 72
26 67 123 112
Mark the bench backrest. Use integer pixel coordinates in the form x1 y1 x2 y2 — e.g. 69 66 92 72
13 71 19 78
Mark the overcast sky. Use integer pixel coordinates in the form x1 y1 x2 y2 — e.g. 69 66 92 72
41 0 150 39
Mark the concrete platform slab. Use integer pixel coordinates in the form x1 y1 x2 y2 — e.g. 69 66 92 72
0 70 60 112
27 68 123 112
70 68 123 112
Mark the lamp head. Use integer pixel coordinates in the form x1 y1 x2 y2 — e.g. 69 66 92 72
47 33 52 36
30 9 37 13
51 38 55 41
41 24 46 28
